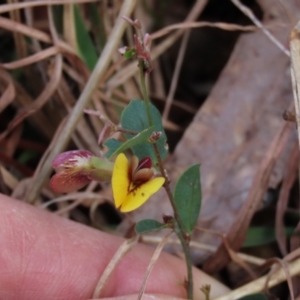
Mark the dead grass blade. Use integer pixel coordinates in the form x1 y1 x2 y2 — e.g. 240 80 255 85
141 235 265 266
0 16 77 55
290 22 300 158
0 168 11 195
203 122 293 273
289 205 300 296
0 68 15 112
58 196 97 215
40 192 102 210
24 0 137 204
264 258 295 300
0 165 18 190
195 227 257 280
291 226 300 274
55 71 100 154
276 143 299 256
1 122 22 157
7 0 27 61
0 76 55 140
21 5 65 203
156 20 275 124
289 27 300 296
151 21 258 40
214 257 300 300
137 231 174 300
0 0 99 14
89 197 107 226
92 236 139 298
24 117 67 204
0 16 51 43
230 0 290 56
162 30 191 122
0 52 62 141
8 13 24 61
1 46 61 69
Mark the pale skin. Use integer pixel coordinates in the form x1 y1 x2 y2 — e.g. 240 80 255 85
0 194 229 299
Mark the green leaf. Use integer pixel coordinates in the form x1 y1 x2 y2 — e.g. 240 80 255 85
52 5 63 34
135 219 169 234
237 293 268 300
243 226 295 248
121 100 168 164
89 3 106 54
104 139 123 159
73 4 98 70
173 164 201 235
17 150 38 164
124 49 137 59
104 126 155 159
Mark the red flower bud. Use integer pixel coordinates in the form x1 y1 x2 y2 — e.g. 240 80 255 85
50 150 113 193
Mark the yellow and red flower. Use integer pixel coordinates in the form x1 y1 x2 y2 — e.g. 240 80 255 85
112 153 165 212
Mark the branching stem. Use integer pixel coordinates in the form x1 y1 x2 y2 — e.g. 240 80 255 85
138 58 193 299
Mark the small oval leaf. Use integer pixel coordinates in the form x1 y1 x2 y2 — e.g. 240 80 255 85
104 127 154 159
73 4 98 70
173 164 201 235
121 100 168 163
135 219 168 234
237 293 268 300
243 226 295 248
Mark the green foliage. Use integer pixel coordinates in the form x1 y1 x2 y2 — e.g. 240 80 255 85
174 164 201 235
237 293 268 300
104 139 123 159
124 49 137 59
243 226 295 248
104 126 155 159
89 3 106 54
73 4 98 70
52 6 63 34
135 219 169 234
17 150 38 164
121 100 168 164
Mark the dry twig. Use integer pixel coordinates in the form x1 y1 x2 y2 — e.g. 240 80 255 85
92 236 139 298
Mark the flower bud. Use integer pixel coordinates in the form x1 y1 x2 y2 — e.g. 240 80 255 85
50 150 113 193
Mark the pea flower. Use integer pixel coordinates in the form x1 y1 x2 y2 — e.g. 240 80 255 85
112 153 165 212
50 150 113 193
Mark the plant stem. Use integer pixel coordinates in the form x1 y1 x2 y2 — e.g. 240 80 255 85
153 142 193 299
175 223 194 299
138 58 194 299
138 60 153 127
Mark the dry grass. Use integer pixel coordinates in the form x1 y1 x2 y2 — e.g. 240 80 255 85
1 0 300 299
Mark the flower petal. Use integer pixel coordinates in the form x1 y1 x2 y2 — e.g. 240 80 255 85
50 171 91 193
52 150 93 170
132 168 153 183
112 153 130 209
120 177 165 212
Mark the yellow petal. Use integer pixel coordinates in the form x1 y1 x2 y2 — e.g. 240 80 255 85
112 153 130 209
120 177 165 212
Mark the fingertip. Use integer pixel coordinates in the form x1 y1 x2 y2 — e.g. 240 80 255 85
0 194 229 300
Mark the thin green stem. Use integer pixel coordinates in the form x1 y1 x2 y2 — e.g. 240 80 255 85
138 60 152 126
152 144 183 228
138 58 193 299
175 223 194 298
152 142 193 299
